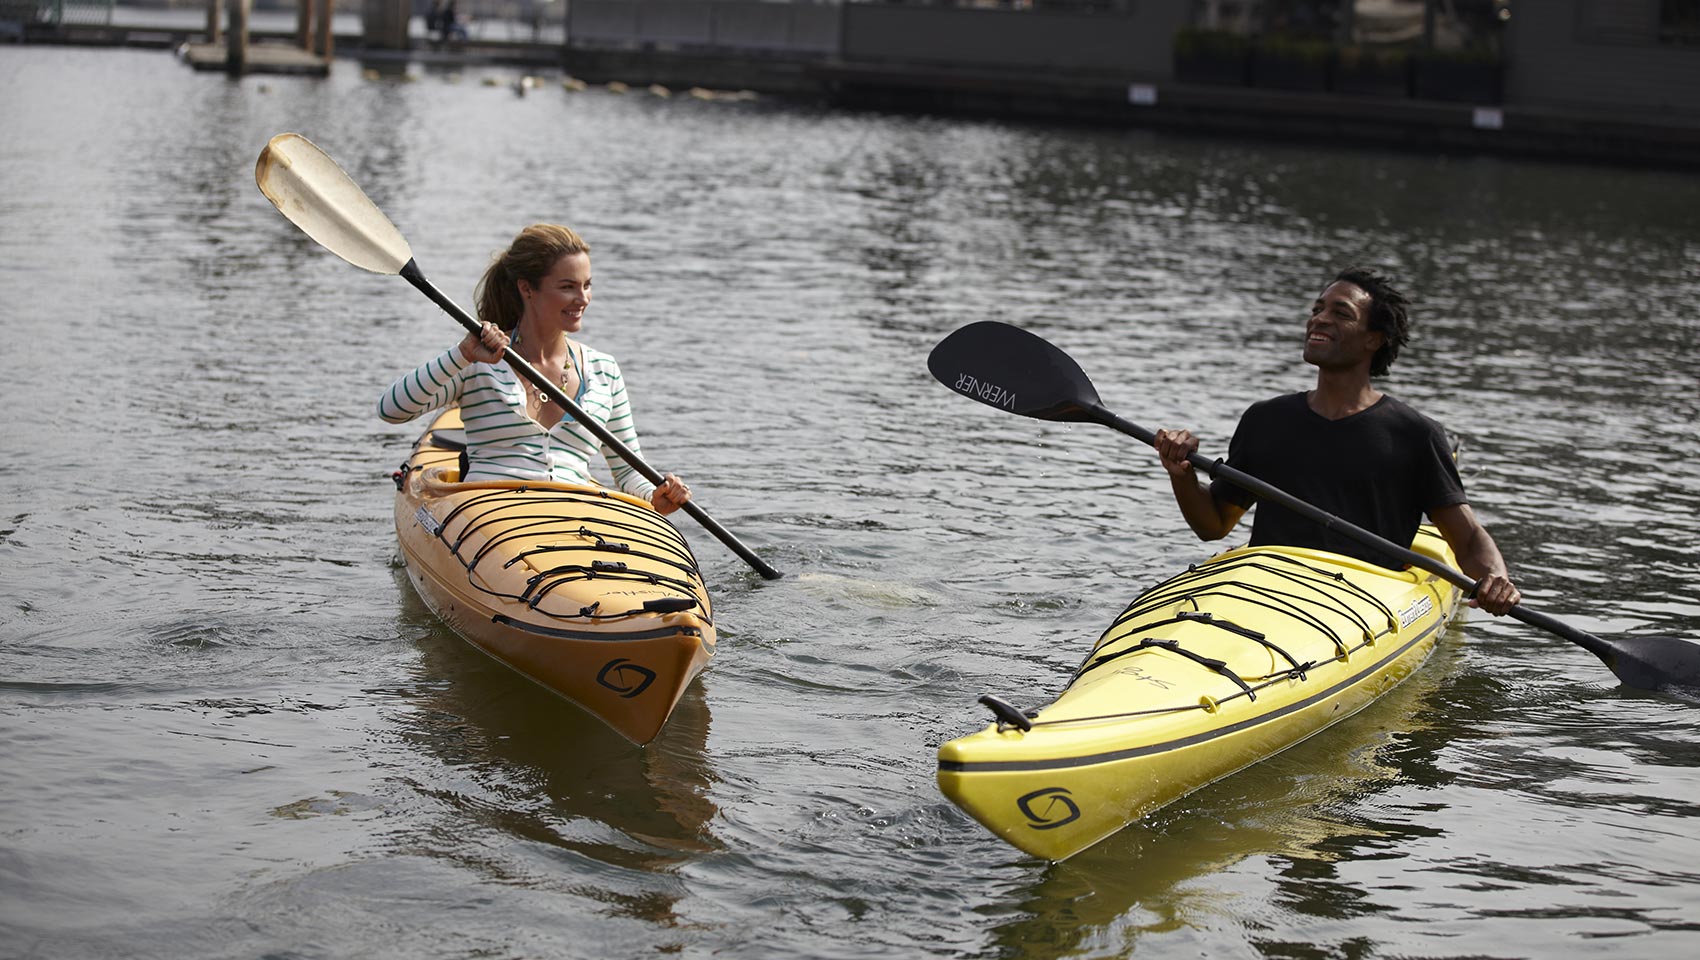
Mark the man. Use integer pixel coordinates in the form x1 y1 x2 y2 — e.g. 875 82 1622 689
1154 267 1521 615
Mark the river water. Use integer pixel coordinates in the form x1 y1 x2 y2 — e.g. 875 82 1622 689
3 46 1698 960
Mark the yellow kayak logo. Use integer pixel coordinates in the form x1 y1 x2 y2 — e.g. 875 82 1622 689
1017 787 1080 830
1399 595 1434 629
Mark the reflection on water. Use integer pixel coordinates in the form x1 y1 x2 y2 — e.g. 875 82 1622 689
394 573 719 871
3 45 1699 960
342 569 717 942
994 627 1700 956
987 635 1463 957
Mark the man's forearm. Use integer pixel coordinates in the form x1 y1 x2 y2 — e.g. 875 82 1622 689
1172 474 1235 541
1455 526 1509 585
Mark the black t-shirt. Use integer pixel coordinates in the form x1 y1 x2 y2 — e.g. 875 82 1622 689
1210 392 1467 569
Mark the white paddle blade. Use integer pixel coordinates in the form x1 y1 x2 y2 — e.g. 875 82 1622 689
255 133 413 275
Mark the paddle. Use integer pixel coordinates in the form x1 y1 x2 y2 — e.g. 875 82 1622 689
255 132 782 581
928 319 1700 693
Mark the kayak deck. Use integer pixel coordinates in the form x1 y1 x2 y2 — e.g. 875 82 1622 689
393 408 715 744
938 529 1463 860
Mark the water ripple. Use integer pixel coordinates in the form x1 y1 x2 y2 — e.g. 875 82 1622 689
3 44 1699 960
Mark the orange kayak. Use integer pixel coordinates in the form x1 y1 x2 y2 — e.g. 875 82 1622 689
392 407 716 744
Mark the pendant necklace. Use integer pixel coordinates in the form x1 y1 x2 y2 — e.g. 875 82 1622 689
513 331 574 418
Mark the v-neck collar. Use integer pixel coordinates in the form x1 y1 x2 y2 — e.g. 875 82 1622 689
1304 390 1388 423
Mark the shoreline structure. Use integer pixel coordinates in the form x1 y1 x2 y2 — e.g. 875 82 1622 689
8 1 1698 168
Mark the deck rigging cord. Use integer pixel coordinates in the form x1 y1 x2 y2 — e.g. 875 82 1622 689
421 482 709 624
991 550 1415 731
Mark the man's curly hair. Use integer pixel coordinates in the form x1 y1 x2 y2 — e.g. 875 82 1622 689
1331 267 1410 377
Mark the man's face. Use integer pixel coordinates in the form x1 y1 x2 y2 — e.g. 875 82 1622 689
1303 281 1383 372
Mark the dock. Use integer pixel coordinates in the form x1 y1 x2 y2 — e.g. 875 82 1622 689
169 0 333 76
180 39 327 75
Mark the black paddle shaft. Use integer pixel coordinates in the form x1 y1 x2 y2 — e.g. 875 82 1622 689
928 320 1700 692
399 260 783 580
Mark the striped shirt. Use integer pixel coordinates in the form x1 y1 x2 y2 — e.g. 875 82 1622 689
377 342 656 500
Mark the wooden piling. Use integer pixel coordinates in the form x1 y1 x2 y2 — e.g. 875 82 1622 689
225 0 250 76
314 0 334 60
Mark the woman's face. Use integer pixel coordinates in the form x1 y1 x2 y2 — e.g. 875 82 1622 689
522 252 592 333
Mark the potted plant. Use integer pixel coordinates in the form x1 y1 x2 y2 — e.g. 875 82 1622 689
1174 28 1251 87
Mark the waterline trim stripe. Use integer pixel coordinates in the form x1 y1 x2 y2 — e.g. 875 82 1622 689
491 614 701 643
936 614 1444 774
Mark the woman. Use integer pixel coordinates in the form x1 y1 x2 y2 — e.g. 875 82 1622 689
378 223 691 515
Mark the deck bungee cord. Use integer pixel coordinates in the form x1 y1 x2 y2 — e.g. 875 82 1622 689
986 551 1408 732
1094 638 1263 701
410 428 703 573
420 484 709 624
464 509 697 571
437 487 695 562
1174 611 1307 674
989 619 1436 734
523 565 706 611
441 485 690 547
1096 554 1397 658
1105 552 1394 646
1077 612 1309 690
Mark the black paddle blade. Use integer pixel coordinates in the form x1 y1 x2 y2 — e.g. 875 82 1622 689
928 321 1104 423
1602 634 1700 692
1514 606 1700 693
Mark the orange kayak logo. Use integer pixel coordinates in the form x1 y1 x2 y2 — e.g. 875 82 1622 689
597 658 656 698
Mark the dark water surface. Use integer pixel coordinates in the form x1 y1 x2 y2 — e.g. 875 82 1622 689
3 46 1699 959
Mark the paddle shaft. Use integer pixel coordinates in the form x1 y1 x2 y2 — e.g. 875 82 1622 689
1084 403 1617 664
400 260 783 581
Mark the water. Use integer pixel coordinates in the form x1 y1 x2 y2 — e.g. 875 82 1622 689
3 45 1699 959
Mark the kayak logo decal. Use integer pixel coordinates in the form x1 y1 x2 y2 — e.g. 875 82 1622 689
1399 595 1434 629
954 372 1015 411
1117 664 1176 689
597 658 656 698
1017 787 1080 830
414 505 443 537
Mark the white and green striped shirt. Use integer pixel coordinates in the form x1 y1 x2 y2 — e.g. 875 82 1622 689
378 342 656 500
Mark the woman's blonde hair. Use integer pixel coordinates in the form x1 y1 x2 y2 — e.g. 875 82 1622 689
475 224 591 331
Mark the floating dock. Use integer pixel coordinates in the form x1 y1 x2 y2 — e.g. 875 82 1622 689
180 40 328 76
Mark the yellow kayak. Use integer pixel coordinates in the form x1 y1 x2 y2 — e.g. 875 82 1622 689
392 407 715 744
937 527 1464 860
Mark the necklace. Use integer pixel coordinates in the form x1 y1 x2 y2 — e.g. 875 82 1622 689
512 332 577 419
